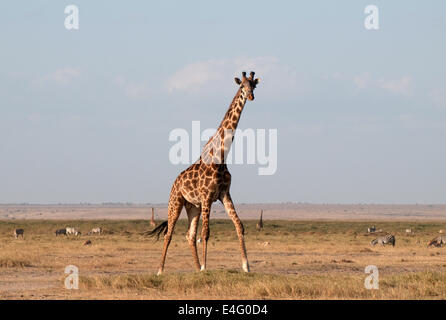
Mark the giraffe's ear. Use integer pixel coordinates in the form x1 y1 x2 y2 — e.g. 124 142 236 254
254 78 260 85
234 77 242 85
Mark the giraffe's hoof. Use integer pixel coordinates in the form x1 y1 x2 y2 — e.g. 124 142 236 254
200 265 206 271
242 262 250 273
157 269 163 276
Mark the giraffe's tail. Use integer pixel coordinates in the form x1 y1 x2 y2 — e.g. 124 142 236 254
145 221 168 240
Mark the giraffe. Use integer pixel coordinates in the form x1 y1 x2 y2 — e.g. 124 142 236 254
149 71 260 275
256 210 263 231
150 207 156 227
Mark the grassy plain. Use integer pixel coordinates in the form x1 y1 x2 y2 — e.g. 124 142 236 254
0 219 445 299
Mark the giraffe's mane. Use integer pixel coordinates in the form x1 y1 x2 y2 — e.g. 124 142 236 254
219 87 243 127
199 87 243 158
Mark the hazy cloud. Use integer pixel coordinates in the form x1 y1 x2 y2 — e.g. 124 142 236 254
43 67 81 85
430 88 446 109
353 72 371 89
166 57 306 98
31 67 81 90
114 77 153 101
166 59 226 93
352 73 412 96
378 76 412 96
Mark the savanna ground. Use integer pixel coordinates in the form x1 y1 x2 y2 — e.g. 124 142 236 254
1 219 446 299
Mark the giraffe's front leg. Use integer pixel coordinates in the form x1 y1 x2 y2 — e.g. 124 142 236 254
222 192 250 273
200 203 212 271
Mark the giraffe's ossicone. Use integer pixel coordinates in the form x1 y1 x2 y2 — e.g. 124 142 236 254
149 71 260 275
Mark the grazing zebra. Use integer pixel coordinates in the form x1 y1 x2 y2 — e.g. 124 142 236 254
66 227 81 236
14 228 24 239
427 236 446 248
367 226 376 233
371 234 395 247
87 227 102 235
55 228 67 236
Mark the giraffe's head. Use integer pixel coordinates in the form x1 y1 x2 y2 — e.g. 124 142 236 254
234 71 260 101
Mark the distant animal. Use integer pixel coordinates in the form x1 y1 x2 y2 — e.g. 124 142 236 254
405 228 413 235
256 210 264 231
371 234 395 247
55 228 67 236
83 240 92 246
87 227 102 235
367 226 376 233
439 230 444 234
427 236 446 248
66 227 81 236
150 207 156 228
14 228 24 239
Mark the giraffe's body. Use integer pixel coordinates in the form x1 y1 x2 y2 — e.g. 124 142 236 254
150 207 156 227
150 72 260 275
256 210 264 231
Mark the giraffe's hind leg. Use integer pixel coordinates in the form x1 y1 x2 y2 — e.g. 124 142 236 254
185 202 201 271
157 190 184 276
200 201 212 271
222 192 250 272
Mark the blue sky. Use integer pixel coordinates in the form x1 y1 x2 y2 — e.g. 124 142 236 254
0 1 445 204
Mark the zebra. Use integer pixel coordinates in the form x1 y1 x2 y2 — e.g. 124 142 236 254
14 228 24 239
66 227 81 236
87 227 102 235
367 226 376 233
371 234 395 247
55 228 67 236
427 236 446 248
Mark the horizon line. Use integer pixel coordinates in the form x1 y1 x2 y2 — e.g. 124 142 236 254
0 202 445 206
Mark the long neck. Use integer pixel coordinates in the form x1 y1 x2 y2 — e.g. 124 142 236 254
218 87 247 132
201 88 248 164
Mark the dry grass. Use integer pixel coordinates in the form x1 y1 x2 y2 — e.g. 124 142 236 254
0 219 445 299
0 257 34 268
79 270 446 299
